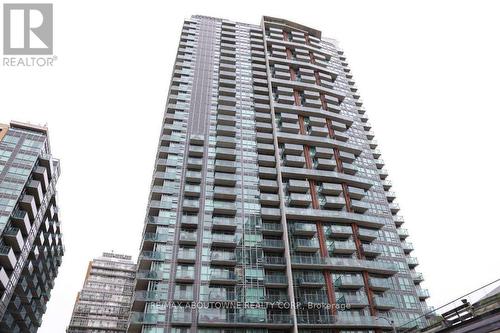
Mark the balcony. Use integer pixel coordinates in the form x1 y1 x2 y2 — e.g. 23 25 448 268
287 179 309 193
406 257 419 268
19 194 37 221
129 312 165 325
215 147 237 160
211 234 238 248
181 215 198 227
185 171 201 183
393 215 404 226
411 271 424 283
348 187 366 200
213 201 237 215
358 228 378 241
214 186 237 200
216 125 236 137
259 193 280 207
320 196 345 209
318 183 342 196
417 288 431 300
135 290 168 302
297 274 324 288
177 249 197 263
264 275 288 287
262 256 286 268
171 309 193 323
197 311 292 327
188 145 204 157
0 245 17 269
326 225 353 238
260 207 281 220
179 232 197 245
397 228 409 239
175 269 195 282
291 256 398 275
214 172 237 186
215 160 236 173
315 158 336 171
261 239 285 252
291 223 316 236
337 294 369 308
293 238 320 252
210 251 236 266
259 179 278 193
11 210 31 236
212 217 237 231
389 202 400 214
329 240 356 254
298 293 328 304
143 232 168 243
373 296 397 310
182 199 199 212
206 289 237 302
362 243 383 257
184 184 201 197
334 275 364 289
210 270 238 285
3 227 24 252
386 191 396 202
261 222 282 235
172 290 194 303
136 270 169 281
351 200 370 213
287 193 311 207
139 249 168 263
401 242 414 253
369 277 392 291
284 155 306 167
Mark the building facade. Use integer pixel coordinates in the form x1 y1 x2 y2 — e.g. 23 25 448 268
129 15 430 333
0 121 64 332
67 252 135 332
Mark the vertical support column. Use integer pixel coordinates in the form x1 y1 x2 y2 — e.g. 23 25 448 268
263 24 299 333
307 33 378 321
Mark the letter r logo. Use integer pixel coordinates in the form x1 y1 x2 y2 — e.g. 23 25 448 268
3 3 53 55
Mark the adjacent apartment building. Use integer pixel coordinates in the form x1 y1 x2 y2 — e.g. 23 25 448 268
0 121 64 332
67 252 135 332
129 15 430 333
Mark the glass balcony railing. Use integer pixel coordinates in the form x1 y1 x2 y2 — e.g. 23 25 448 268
358 228 378 239
293 238 319 250
291 223 317 234
129 312 165 325
140 251 167 261
369 277 391 290
171 309 192 322
264 275 288 285
329 240 356 254
136 270 169 280
261 222 282 232
326 225 353 237
177 250 197 261
334 275 364 288
197 311 292 324
261 239 285 249
210 270 238 282
297 273 324 285
134 290 168 301
373 295 398 309
210 251 236 263
262 256 286 266
143 232 168 242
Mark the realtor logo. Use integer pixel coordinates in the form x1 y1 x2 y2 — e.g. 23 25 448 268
3 3 53 55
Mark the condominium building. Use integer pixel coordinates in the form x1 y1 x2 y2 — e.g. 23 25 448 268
0 121 64 332
129 15 430 333
67 252 135 332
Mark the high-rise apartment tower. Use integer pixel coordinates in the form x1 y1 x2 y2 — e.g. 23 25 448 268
129 15 430 333
67 252 135 332
0 121 64 332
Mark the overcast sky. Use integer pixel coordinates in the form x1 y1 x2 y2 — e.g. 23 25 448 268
1 0 499 331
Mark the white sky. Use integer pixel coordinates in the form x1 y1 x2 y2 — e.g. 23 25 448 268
1 0 499 331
